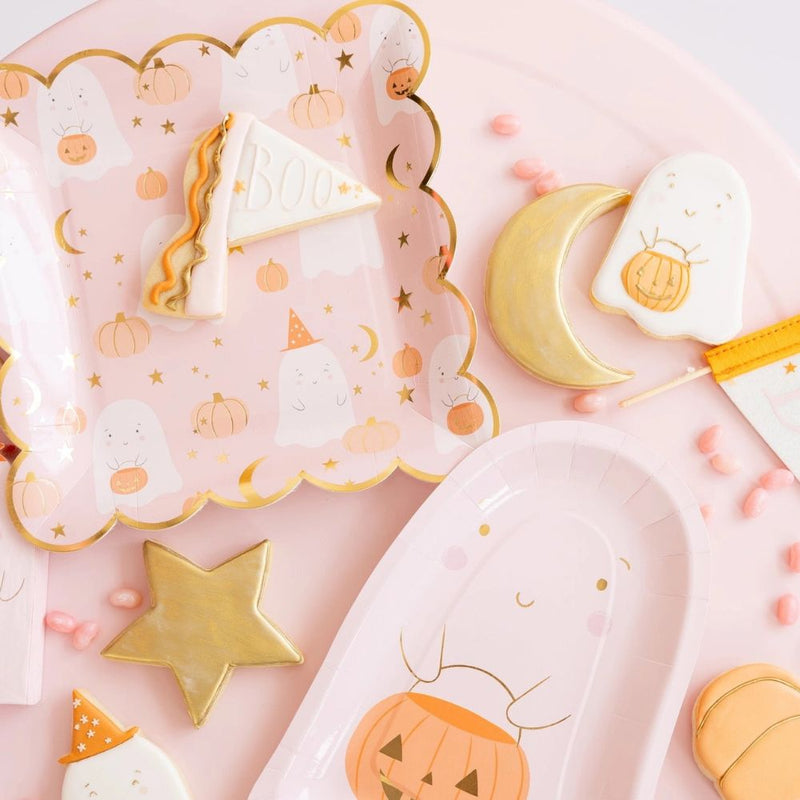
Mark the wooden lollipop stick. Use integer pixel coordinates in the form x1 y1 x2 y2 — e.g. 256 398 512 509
619 366 712 408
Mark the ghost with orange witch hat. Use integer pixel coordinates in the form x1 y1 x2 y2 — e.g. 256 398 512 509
274 309 355 448
60 689 191 800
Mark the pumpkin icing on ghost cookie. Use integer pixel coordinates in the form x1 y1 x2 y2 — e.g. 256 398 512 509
591 153 750 345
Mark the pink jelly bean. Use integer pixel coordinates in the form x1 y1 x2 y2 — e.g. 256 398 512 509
789 542 800 573
535 169 563 195
698 425 723 454
491 114 521 135
743 487 769 518
109 588 143 609
45 610 77 634
759 468 795 491
573 391 606 414
72 621 99 651
512 158 545 179
777 594 799 625
710 453 741 475
700 504 714 522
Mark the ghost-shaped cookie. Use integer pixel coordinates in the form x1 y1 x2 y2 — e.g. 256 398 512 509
92 399 182 515
369 7 424 126
274 310 355 448
219 25 298 119
591 153 750 344
36 63 132 186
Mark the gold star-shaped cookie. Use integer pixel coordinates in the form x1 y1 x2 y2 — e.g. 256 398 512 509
103 541 302 727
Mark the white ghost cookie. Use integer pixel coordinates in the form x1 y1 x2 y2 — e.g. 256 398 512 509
60 689 192 800
591 153 750 344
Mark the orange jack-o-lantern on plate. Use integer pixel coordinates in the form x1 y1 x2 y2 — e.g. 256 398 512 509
57 132 97 166
621 249 691 313
110 466 148 495
386 66 419 100
346 692 529 799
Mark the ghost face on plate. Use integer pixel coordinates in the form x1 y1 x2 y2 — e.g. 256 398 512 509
93 399 182 515
592 153 750 344
36 63 132 186
369 7 424 125
62 737 191 800
219 26 297 119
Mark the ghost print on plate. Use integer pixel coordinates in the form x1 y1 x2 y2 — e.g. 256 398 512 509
591 153 750 344
0 2 497 550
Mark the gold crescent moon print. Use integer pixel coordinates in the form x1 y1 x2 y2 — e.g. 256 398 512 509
486 184 634 389
358 324 379 362
54 209 85 255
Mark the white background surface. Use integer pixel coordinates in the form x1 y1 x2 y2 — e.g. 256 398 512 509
2 0 800 157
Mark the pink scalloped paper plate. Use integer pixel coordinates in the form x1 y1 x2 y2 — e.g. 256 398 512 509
248 421 710 800
0 1 498 551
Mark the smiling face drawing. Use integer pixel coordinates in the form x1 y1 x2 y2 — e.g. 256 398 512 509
92 400 181 515
36 64 132 186
592 153 750 343
62 737 191 800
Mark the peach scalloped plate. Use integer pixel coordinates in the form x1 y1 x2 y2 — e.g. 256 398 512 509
0 0 498 551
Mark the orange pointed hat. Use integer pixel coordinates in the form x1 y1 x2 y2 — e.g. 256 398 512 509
282 308 322 351
59 689 139 764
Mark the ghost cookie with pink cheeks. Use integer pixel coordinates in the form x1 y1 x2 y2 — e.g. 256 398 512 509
60 689 192 800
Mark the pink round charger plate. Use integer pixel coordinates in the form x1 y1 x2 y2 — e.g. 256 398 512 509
2 0 800 798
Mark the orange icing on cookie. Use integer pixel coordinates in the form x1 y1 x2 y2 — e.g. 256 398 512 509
693 663 800 800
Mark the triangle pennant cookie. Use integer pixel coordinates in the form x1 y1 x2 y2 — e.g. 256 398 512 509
143 111 380 320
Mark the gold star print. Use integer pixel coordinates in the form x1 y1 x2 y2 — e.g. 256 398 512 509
51 523 66 539
199 44 211 56
67 295 79 308
113 253 124 264
187 450 198 460
59 349 78 370
322 458 339 470
397 384 415 404
216 452 230 464
410 205 419 216
102 541 302 727
353 385 363 395
350 344 360 354
148 369 164 385
258 379 269 390
12 397 20 406
161 119 176 135
228 245 244 255
420 309 433 326
295 51 304 61
132 116 143 128
212 337 223 348
233 180 246 194
335 49 354 70
87 373 102 388
191 366 199 374
398 232 409 247
393 286 413 312
58 442 74 463
786 362 797 374
405 161 412 171
324 304 333 314
2 107 19 127
336 133 352 148
338 182 351 194
79 228 88 237
82 271 93 280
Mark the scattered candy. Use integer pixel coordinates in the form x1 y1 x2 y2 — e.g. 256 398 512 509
788 542 800 573
573 391 606 414
45 610 77 634
710 453 741 475
491 114 521 136
743 487 768 518
759 468 795 491
534 169 563 195
700 504 714 522
72 621 100 651
777 593 799 626
109 587 143 609
512 158 545 180
698 425 723 454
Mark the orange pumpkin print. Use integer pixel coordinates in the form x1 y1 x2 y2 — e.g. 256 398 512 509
136 167 168 200
346 692 529 800
11 472 60 518
110 466 148 495
55 404 87 436
136 58 191 105
94 312 151 358
329 11 362 43
343 417 400 454
57 132 97 166
288 84 344 129
621 248 691 313
447 402 484 436
256 259 289 292
0 68 29 100
191 392 248 439
392 344 422 378
386 66 419 100
422 246 451 295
